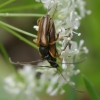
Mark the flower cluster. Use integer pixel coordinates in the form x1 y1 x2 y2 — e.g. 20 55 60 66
34 0 89 95
4 65 40 100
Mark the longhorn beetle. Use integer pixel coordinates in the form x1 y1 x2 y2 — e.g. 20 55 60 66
33 15 59 68
33 4 62 68
10 4 86 93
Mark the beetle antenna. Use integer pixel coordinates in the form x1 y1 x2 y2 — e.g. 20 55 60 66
56 67 84 93
9 57 44 65
52 3 58 19
9 57 86 66
46 3 58 18
46 6 51 15
48 57 87 65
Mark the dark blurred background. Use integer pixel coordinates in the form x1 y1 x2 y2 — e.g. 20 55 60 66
0 0 100 100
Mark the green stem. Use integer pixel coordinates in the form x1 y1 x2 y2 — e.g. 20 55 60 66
0 13 44 17
0 0 15 9
0 21 37 38
0 25 38 49
0 4 42 12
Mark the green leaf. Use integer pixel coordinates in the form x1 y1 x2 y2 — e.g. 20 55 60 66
0 24 38 49
0 21 37 38
0 13 44 17
0 4 42 12
0 0 15 9
83 75 100 100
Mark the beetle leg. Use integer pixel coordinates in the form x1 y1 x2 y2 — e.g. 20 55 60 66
58 56 62 61
56 53 62 61
56 34 59 40
62 41 70 51
39 52 42 57
49 35 69 45
49 51 55 58
33 39 40 46
49 50 62 61
57 35 69 41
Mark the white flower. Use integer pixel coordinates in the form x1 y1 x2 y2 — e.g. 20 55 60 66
4 65 40 100
33 25 39 31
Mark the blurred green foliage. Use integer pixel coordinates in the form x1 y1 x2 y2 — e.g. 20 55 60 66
83 75 100 100
0 0 100 100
